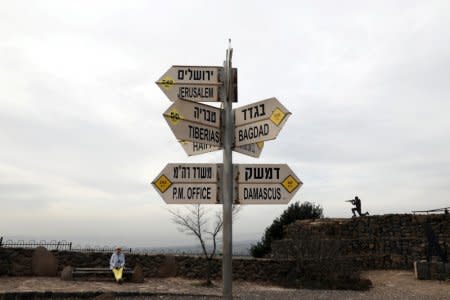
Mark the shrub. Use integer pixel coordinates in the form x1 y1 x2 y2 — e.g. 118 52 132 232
250 201 323 257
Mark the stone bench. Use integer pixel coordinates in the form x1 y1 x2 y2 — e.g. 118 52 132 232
71 267 134 280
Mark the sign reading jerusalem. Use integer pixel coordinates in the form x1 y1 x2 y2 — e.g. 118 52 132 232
156 66 223 102
234 97 291 146
235 164 302 204
152 163 220 204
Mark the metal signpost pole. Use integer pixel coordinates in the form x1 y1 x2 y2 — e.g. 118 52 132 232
222 41 234 299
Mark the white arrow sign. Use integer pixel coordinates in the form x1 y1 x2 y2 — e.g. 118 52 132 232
152 163 220 204
156 66 222 102
164 99 221 128
233 142 264 158
234 97 291 146
178 140 264 158
235 164 302 204
179 141 221 156
163 118 222 147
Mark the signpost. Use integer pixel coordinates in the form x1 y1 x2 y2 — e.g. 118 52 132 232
235 164 302 204
152 163 220 204
152 42 302 299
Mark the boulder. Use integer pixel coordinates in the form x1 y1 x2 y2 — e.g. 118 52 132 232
414 260 430 280
32 247 58 276
429 261 445 280
158 255 178 277
94 293 114 300
0 262 9 275
131 264 145 283
60 266 73 281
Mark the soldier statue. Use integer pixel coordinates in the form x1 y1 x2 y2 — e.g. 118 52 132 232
346 196 369 217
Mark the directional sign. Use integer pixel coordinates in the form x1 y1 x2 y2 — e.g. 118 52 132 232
164 99 221 128
179 140 221 156
234 97 291 146
155 66 219 102
163 99 222 147
235 164 302 204
233 141 264 158
178 140 264 158
152 163 220 204
163 118 222 148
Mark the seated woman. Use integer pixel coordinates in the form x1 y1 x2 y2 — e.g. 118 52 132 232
110 246 125 284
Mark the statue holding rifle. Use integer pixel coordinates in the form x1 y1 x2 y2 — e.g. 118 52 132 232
346 196 369 217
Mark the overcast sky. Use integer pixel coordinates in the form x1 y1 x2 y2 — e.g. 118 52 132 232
1 1 449 247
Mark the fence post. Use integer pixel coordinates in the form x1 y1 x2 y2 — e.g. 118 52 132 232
69 242 72 251
0 236 3 247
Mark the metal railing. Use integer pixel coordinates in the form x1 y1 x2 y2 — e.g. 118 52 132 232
0 238 72 250
412 207 449 214
0 237 251 256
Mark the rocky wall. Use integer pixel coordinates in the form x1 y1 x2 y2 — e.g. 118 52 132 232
0 247 295 283
271 214 450 269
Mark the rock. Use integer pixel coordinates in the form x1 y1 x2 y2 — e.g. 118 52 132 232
60 266 73 281
445 263 450 277
429 261 445 280
414 260 430 280
158 255 178 277
94 293 114 300
132 264 145 283
0 262 9 275
32 246 58 276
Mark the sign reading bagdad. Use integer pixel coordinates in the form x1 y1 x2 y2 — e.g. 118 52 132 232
235 164 302 204
234 97 291 146
152 163 220 204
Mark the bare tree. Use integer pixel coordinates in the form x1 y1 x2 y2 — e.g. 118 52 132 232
169 204 241 286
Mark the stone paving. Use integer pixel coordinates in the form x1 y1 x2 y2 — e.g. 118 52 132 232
0 270 449 299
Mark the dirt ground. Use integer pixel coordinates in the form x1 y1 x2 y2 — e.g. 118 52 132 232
0 270 449 299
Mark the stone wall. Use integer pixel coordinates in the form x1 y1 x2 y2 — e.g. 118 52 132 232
271 214 450 270
1 214 447 283
0 247 295 283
